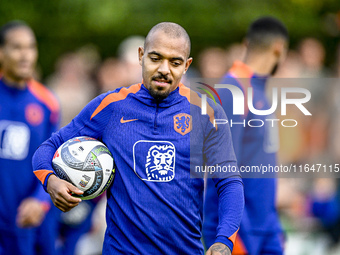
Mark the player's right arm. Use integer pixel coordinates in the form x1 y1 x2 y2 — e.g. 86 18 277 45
32 92 113 212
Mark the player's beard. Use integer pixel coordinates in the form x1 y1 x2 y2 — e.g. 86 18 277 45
270 62 279 76
149 74 172 101
148 86 171 101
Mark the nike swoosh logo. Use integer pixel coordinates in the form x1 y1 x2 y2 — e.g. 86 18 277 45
120 117 138 123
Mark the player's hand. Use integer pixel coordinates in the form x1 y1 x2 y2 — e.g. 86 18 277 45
206 242 231 255
16 197 45 228
47 174 83 212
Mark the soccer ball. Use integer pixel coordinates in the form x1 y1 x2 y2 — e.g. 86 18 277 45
52 136 115 200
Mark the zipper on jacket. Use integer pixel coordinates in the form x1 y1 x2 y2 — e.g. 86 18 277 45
154 102 159 131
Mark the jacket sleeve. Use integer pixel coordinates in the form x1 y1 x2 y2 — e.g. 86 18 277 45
212 177 244 251
203 101 244 251
32 93 111 191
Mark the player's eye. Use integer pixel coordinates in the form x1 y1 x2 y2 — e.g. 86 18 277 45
150 57 160 62
172 61 181 66
10 44 21 50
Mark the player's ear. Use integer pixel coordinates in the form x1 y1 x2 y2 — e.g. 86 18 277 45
184 57 193 74
273 39 286 58
138 47 144 66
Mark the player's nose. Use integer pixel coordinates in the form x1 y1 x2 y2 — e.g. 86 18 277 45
158 60 170 75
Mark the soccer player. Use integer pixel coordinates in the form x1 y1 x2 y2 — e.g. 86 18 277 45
32 22 244 255
203 17 288 255
0 21 60 255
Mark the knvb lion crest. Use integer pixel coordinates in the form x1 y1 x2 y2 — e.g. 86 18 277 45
133 141 176 182
145 144 175 182
174 113 192 135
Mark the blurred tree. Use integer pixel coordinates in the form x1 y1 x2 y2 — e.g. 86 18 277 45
0 0 339 79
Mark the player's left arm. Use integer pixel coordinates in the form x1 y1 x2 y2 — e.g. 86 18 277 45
206 177 243 254
203 103 244 253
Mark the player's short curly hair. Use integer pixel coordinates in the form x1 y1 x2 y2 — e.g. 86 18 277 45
0 20 32 46
246 17 288 50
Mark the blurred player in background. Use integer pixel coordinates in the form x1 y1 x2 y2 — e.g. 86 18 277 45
203 17 288 255
33 22 244 255
117 35 145 86
45 46 104 255
96 36 145 93
0 21 60 255
198 47 229 79
48 47 99 128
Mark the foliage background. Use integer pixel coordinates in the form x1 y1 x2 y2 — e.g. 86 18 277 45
1 0 340 78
